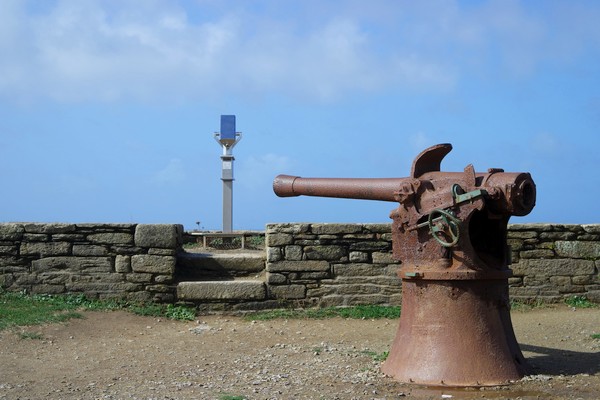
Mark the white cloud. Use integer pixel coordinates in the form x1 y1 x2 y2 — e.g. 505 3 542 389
154 158 186 185
1 1 600 103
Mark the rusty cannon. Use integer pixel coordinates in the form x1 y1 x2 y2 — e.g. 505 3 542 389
273 143 536 387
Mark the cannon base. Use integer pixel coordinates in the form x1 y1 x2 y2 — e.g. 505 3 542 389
382 278 530 387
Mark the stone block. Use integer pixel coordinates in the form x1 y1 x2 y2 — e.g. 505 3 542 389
73 245 108 256
304 245 346 261
126 273 153 283
372 252 397 264
38 272 71 285
20 242 71 257
0 273 14 288
266 223 310 234
267 272 287 284
266 233 293 246
32 257 113 273
506 231 537 239
30 284 65 294
555 241 600 259
145 284 174 293
363 224 392 234
349 251 369 263
148 248 177 256
349 241 390 251
115 255 131 273
538 232 577 241
24 223 76 234
0 224 24 240
296 271 331 280
131 255 175 275
336 284 381 295
267 260 330 273
0 245 18 256
520 249 555 259
23 233 48 241
154 275 173 284
342 233 375 240
333 263 385 277
572 275 594 285
267 246 282 262
582 224 600 234
177 281 266 300
512 259 595 276
284 245 303 261
135 224 182 248
311 223 363 235
88 232 133 245
269 284 306 299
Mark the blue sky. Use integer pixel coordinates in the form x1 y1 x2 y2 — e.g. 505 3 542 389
1 0 599 231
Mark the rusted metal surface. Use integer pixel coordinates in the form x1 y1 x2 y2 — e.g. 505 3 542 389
273 143 536 387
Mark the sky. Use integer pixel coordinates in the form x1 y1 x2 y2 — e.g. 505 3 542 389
1 0 599 231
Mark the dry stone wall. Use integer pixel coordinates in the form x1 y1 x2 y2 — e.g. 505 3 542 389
0 223 183 302
2 222 599 309
508 224 600 303
266 223 600 306
266 223 402 308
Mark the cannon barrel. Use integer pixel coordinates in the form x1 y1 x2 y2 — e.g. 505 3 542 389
274 171 536 217
273 174 408 202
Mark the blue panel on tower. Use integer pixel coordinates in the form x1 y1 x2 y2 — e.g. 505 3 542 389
220 115 236 140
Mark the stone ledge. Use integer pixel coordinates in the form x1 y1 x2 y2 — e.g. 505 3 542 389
177 281 266 301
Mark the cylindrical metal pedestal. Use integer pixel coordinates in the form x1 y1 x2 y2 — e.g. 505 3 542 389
381 279 529 386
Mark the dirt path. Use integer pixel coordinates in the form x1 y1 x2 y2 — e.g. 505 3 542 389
1 305 599 400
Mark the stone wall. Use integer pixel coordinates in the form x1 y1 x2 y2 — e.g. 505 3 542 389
0 223 183 302
508 224 600 303
266 223 600 306
266 223 402 307
2 222 599 308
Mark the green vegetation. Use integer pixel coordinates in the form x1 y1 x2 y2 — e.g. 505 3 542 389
510 298 548 311
246 304 401 321
19 331 44 340
219 395 247 400
0 290 197 331
564 295 596 309
591 333 600 340
361 349 389 362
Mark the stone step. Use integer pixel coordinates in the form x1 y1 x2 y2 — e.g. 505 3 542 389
177 280 266 301
176 252 265 280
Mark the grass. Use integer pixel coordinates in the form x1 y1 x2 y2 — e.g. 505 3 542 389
18 331 45 340
219 395 247 400
564 295 596 308
246 304 401 321
0 290 197 331
511 296 598 311
591 333 600 339
360 349 389 362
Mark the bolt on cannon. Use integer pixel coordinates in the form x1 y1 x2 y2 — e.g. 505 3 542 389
273 143 536 387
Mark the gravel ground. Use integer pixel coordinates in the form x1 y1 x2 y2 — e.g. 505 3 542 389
0 305 599 400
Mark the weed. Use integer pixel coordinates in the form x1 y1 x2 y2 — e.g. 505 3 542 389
591 333 600 339
219 395 247 400
246 305 400 321
510 298 547 311
360 350 389 362
564 295 595 309
130 303 196 321
19 331 44 340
